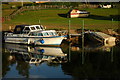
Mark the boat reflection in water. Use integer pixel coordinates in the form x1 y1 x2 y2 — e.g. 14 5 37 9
5 43 68 65
3 41 120 79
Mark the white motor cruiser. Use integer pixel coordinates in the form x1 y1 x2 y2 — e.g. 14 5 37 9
4 25 66 46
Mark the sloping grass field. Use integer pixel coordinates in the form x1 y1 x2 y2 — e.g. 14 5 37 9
2 9 17 17
2 8 120 31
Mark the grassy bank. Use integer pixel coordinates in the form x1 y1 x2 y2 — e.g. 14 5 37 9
2 8 120 31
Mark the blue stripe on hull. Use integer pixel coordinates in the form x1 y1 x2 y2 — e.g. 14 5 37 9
36 44 61 45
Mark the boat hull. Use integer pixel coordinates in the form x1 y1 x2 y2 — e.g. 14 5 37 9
4 36 65 46
70 13 89 18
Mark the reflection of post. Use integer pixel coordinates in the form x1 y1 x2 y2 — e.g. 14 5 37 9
111 46 114 62
68 43 71 62
111 18 114 62
82 20 84 64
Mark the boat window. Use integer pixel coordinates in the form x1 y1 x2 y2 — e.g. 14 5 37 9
31 27 35 30
49 32 54 35
29 32 37 36
42 32 49 36
24 27 30 30
53 32 57 35
38 33 43 36
36 26 40 29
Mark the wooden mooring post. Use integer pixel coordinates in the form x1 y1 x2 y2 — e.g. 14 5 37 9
68 19 71 39
82 20 85 64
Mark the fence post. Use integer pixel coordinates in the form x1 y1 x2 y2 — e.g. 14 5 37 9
45 5 46 8
33 6 34 10
62 5 64 9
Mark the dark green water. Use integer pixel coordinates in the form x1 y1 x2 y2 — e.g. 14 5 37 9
2 43 120 79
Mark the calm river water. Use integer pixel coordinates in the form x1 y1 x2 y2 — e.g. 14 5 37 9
2 42 120 79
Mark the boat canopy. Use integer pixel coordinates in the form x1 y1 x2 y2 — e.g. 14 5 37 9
13 25 45 34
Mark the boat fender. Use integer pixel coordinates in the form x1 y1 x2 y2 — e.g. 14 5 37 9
38 49 44 53
40 39 44 44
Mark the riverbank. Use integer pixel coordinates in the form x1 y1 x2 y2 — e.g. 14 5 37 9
2 8 120 31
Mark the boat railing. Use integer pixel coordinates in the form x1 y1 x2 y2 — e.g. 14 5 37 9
6 33 13 36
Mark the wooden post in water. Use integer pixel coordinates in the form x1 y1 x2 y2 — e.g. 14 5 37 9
68 19 71 62
68 19 71 39
82 20 84 45
82 20 84 64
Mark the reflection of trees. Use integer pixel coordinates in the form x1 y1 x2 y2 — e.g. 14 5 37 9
2 48 30 78
16 61 30 78
14 54 30 78
2 52 10 77
61 46 120 78
2 49 16 77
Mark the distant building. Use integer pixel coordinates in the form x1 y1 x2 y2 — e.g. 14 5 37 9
99 4 112 8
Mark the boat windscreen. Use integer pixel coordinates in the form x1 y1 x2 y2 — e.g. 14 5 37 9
24 27 30 30
31 27 35 30
36 26 40 29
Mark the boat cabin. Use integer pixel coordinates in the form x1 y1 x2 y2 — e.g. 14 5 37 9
29 30 58 37
13 25 45 34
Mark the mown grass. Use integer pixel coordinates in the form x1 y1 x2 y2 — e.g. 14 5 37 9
2 8 120 31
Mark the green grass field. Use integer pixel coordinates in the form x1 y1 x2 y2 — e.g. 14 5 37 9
2 8 120 31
